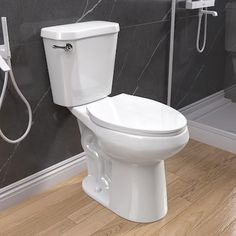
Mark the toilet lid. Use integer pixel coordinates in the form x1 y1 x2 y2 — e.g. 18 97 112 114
86 94 187 136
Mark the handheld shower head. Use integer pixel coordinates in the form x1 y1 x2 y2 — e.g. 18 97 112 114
0 55 10 72
1 17 11 59
0 18 11 72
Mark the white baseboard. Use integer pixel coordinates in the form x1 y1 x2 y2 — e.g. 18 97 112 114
187 120 236 154
0 153 87 211
180 88 236 154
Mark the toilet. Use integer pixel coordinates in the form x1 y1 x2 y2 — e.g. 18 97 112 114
41 21 189 223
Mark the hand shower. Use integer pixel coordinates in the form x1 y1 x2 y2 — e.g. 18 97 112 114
196 8 218 53
185 0 218 53
0 17 32 143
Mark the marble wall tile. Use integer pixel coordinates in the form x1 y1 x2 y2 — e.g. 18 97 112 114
224 0 236 95
112 20 170 102
0 0 229 187
110 0 171 27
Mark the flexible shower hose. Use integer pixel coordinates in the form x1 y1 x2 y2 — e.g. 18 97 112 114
0 58 32 143
196 8 208 53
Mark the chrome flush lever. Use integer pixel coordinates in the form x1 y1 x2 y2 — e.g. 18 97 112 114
52 43 73 52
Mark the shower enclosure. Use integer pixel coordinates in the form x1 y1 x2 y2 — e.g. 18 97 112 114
171 0 236 153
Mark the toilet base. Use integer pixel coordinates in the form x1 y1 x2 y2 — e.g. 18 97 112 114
82 175 109 208
82 159 168 223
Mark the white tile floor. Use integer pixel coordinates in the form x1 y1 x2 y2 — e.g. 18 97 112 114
181 92 236 154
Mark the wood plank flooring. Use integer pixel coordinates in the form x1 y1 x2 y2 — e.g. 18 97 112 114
0 139 236 236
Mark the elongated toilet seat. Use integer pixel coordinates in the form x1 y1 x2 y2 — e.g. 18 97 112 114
86 93 187 137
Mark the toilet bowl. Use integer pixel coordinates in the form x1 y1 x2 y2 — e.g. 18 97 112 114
41 21 189 223
70 93 188 222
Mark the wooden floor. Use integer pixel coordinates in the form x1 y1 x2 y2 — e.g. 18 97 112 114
1 140 236 236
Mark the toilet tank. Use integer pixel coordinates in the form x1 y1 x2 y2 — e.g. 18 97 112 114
41 21 120 106
225 2 236 52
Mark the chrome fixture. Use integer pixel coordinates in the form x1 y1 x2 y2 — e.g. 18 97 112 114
185 0 215 9
196 7 218 53
184 0 218 53
53 43 73 52
0 17 10 71
200 8 218 16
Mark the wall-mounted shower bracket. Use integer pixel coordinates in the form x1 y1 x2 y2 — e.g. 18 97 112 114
0 17 11 72
185 0 215 9
0 45 9 59
0 17 11 59
0 55 10 72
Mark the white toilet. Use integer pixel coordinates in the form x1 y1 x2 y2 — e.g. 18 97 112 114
41 21 189 223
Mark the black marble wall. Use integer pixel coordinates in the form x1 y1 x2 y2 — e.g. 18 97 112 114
0 0 229 188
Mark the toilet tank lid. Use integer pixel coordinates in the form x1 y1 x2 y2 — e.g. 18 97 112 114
41 21 120 41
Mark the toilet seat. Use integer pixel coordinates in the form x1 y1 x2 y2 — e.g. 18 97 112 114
86 94 187 136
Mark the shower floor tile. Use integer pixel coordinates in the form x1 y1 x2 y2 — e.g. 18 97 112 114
196 102 236 134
